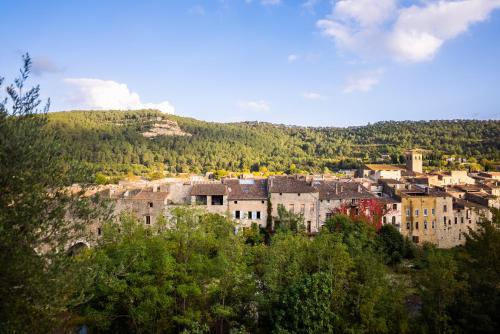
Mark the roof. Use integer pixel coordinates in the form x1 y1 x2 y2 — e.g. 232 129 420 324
269 176 318 193
453 198 488 210
190 183 227 196
317 181 375 200
378 178 405 185
225 178 268 200
399 185 450 198
130 190 169 201
364 164 403 171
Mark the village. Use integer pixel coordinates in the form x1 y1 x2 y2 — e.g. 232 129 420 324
81 149 499 249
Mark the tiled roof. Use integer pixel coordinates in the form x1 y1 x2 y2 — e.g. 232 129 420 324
365 164 403 171
225 179 268 200
317 181 375 200
131 190 169 201
269 176 318 193
453 198 488 210
190 183 227 196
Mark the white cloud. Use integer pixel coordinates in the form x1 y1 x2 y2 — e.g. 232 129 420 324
237 100 271 112
317 0 500 62
302 0 321 13
261 0 281 6
64 78 175 114
343 68 384 93
301 91 326 100
288 54 299 62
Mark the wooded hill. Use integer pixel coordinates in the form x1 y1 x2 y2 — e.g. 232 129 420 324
47 109 500 179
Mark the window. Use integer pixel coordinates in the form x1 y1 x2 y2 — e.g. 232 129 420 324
289 204 294 213
279 192 282 196
145 215 151 225
393 203 398 210
310 204 314 213
469 219 472 224
443 216 447 223
412 236 420 244
300 204 305 214
466 210 471 219
211 195 224 205
432 220 435 229
424 221 428 229
407 222 410 229
461 217 464 224
234 201 238 204
443 205 447 212
326 212 332 220
406 209 410 217
307 221 311 233
415 222 419 229
383 216 387 224
298 193 301 196
248 211 253 219
256 211 261 219
454 217 458 224
415 209 419 217
97 227 102 236
148 202 153 208
423 209 428 216
392 216 396 224
235 210 240 219
432 208 435 215
261 200 265 204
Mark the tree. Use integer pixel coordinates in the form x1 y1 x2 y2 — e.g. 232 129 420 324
274 203 305 233
378 224 405 265
0 54 98 332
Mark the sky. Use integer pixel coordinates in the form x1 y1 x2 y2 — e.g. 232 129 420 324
1 0 500 126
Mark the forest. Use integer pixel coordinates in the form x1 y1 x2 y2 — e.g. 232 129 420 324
46 109 500 181
1 55 500 334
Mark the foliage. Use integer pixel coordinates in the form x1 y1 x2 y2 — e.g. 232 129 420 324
0 54 99 332
45 110 500 180
378 224 405 265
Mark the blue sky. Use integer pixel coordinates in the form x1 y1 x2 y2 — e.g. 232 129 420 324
1 0 500 126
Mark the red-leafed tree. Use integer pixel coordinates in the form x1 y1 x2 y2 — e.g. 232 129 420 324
332 198 391 230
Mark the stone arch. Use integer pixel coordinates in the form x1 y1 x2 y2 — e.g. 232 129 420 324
67 240 90 255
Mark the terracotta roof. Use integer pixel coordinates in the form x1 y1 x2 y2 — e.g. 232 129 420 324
190 183 227 196
225 179 268 200
269 176 317 193
317 181 375 200
365 164 403 171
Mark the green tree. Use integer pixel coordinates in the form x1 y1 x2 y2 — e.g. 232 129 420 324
0 54 95 332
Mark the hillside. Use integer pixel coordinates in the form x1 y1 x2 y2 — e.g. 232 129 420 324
47 110 500 179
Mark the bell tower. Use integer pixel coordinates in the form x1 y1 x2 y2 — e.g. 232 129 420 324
406 149 423 174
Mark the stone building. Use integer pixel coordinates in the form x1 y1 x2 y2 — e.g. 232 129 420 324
406 149 423 174
399 185 449 245
361 164 403 181
268 175 320 233
189 183 228 215
316 181 376 226
225 178 268 229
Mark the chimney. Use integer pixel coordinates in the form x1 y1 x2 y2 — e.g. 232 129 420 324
358 184 361 193
335 183 338 194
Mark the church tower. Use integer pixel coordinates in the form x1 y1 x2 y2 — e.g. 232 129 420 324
406 149 423 174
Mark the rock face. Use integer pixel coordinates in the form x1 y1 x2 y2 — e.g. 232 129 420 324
142 119 191 138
